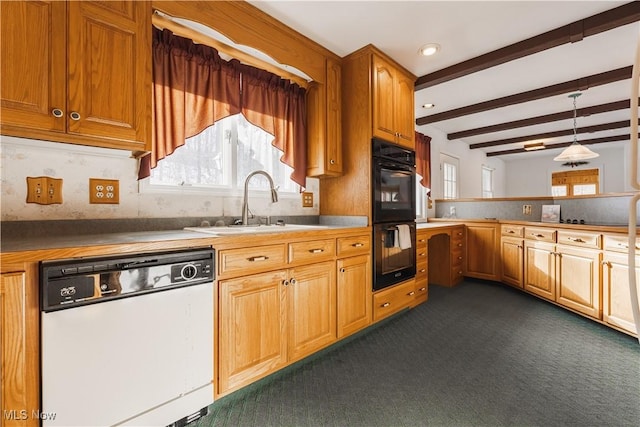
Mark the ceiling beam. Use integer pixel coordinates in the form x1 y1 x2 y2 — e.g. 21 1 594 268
485 134 633 157
470 119 638 149
414 2 640 90
416 66 632 126
448 99 634 140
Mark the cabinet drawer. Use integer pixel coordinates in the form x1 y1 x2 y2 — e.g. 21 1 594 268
451 227 465 243
557 231 601 249
604 234 640 253
451 249 464 267
525 227 556 243
337 235 371 257
373 280 415 322
416 260 428 278
451 266 464 282
219 244 287 276
502 225 524 237
289 238 335 264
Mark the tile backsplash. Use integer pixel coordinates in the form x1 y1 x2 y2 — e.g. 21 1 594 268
0 136 319 221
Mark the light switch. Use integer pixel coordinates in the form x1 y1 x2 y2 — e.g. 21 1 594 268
26 176 63 205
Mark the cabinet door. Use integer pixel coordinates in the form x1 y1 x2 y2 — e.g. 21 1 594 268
556 245 601 318
67 1 149 146
337 255 371 338
501 237 524 288
394 72 415 148
465 223 499 280
325 57 343 174
602 252 640 334
556 246 602 319
0 0 66 133
288 262 336 361
372 54 396 142
218 271 288 394
1 269 40 427
524 241 556 301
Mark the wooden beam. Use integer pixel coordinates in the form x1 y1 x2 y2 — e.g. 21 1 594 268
416 66 632 126
414 2 640 90
448 99 633 140
485 134 633 156
470 120 637 149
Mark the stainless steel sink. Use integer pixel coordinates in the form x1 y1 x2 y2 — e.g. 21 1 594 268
183 224 330 235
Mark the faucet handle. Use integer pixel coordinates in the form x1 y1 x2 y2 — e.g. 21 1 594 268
233 219 243 226
261 216 272 226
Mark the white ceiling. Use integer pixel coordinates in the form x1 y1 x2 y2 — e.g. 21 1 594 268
247 0 639 160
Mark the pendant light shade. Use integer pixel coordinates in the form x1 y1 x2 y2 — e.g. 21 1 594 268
554 93 599 162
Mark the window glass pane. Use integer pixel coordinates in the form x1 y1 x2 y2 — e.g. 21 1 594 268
482 166 493 198
573 184 596 195
552 185 567 197
443 162 457 199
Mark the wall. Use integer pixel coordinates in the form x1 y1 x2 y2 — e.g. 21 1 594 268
0 136 319 222
504 143 627 197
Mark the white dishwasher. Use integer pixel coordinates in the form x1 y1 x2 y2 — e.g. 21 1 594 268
40 248 215 427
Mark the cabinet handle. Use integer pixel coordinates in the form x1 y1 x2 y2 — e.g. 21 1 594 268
615 242 640 250
457 243 463 247
408 291 415 296
507 230 515 234
248 255 268 262
352 243 364 247
309 248 324 253
290 278 297 285
419 269 426 273
330 159 336 165
419 287 426 292
601 260 612 268
567 237 585 243
340 268 346 273
518 245 523 249
418 239 426 243
532 233 544 238
69 111 81 121
419 252 426 257
381 302 391 308
51 108 64 118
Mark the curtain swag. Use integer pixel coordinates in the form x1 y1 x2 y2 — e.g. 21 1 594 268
139 27 308 187
415 131 432 193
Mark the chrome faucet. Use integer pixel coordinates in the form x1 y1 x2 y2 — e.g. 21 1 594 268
242 170 278 226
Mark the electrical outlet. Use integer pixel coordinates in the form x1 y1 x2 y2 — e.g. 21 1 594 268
523 204 532 215
302 191 314 207
26 176 63 205
89 178 119 204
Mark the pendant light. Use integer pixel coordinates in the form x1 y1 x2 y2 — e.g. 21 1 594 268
553 93 599 162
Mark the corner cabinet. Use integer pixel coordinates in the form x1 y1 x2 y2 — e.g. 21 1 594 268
0 0 151 152
1 263 40 427
372 53 415 149
464 222 500 281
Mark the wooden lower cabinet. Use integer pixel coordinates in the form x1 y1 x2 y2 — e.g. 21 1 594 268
501 236 524 288
372 279 415 322
1 264 40 427
602 251 640 335
464 222 499 280
524 239 601 319
337 255 371 338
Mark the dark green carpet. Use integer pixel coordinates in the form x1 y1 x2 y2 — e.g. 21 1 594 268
195 280 640 427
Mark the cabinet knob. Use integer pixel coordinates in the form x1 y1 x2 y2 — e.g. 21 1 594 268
69 111 81 121
51 108 64 118
340 268 346 273
408 291 415 296
290 278 297 285
282 279 289 286
419 287 426 292
419 269 426 273
330 159 336 165
381 302 391 308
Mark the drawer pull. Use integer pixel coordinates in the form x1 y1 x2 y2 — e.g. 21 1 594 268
352 243 364 247
248 255 269 262
419 269 426 273
381 302 391 308
419 287 426 292
458 256 463 260
567 237 585 243
69 111 81 121
457 243 463 247
309 248 324 254
419 252 426 257
507 230 515 234
601 261 612 268
532 233 544 238
418 239 426 243
615 242 640 250
408 291 415 296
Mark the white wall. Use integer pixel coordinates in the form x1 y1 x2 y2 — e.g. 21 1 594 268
504 143 628 197
0 136 319 221
421 124 507 201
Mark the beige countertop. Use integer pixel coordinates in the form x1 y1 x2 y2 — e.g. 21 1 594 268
426 218 631 233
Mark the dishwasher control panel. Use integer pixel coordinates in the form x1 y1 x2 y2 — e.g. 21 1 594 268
41 248 214 312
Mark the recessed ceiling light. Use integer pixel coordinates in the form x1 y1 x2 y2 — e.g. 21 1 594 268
422 103 435 109
419 43 440 56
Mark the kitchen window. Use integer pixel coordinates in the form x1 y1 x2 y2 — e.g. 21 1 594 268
146 114 299 194
441 154 459 199
551 168 599 197
482 165 494 198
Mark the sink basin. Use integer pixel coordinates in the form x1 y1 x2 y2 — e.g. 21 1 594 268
184 224 330 235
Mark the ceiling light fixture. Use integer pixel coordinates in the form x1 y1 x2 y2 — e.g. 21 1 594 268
422 103 435 109
418 43 440 56
553 93 599 162
524 142 546 151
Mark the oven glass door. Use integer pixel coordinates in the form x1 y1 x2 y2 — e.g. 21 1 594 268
373 160 416 223
373 222 416 290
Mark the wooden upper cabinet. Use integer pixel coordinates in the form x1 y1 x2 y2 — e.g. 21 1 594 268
0 0 151 152
0 1 66 133
307 57 343 177
372 53 415 149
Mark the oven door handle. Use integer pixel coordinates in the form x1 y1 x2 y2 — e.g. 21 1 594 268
378 161 414 173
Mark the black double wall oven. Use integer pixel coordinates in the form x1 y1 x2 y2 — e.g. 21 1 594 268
372 138 416 291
